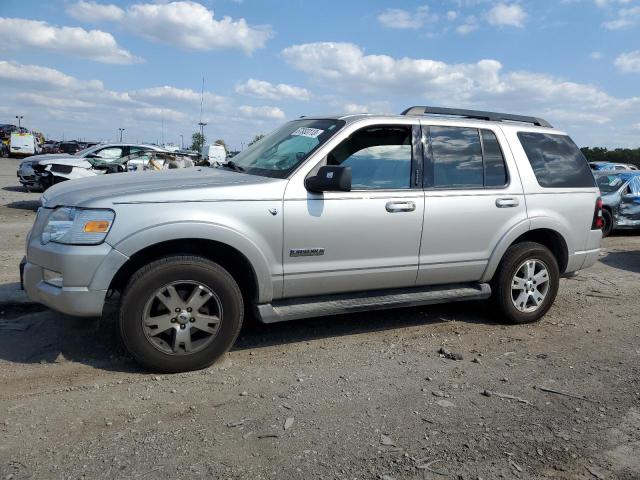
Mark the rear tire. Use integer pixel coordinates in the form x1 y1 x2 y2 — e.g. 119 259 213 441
601 209 613 237
119 255 243 373
492 242 559 324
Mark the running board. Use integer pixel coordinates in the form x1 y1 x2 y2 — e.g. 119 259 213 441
257 283 491 324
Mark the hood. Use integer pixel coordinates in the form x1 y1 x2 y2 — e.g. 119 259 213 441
41 167 287 208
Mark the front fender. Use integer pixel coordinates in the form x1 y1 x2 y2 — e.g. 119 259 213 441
108 221 275 303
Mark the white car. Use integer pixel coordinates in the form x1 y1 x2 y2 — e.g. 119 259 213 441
18 143 168 190
10 132 39 157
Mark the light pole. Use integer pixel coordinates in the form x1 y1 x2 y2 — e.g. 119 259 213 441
180 134 184 149
118 128 125 142
15 115 23 129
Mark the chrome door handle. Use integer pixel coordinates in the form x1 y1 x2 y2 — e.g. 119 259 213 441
495 197 519 208
386 201 416 213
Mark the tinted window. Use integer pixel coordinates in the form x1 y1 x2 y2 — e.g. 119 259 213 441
430 127 483 188
518 132 595 188
481 130 507 187
97 147 124 159
327 126 412 190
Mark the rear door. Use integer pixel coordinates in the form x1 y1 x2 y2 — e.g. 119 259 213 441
417 124 527 285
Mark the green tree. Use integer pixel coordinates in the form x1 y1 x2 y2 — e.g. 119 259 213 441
191 132 206 152
248 134 265 147
214 138 227 149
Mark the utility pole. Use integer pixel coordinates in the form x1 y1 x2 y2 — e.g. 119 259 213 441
197 76 207 152
180 134 184 149
118 128 125 142
15 115 23 129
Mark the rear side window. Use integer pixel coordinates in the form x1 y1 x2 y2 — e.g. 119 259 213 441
481 130 507 187
517 132 595 188
428 127 508 189
430 126 483 188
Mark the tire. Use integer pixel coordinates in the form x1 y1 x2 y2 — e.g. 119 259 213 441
491 242 559 324
601 209 613 238
119 255 243 373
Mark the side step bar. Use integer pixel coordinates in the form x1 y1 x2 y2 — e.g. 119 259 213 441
257 283 491 324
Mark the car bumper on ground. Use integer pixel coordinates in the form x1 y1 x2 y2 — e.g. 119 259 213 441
22 240 129 317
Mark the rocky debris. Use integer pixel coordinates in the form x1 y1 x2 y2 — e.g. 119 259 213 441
438 347 463 360
284 417 294 430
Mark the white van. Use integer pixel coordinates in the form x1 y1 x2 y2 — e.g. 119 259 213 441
201 143 227 164
10 133 36 157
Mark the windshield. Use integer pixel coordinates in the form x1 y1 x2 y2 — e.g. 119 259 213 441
596 174 626 193
228 119 346 178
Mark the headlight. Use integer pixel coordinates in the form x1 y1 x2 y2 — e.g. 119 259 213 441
41 207 115 245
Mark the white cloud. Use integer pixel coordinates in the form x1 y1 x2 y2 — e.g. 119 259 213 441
377 5 436 29
0 17 140 64
590 51 603 60
281 42 640 145
235 79 310 101
67 1 272 54
456 17 479 34
615 50 640 72
446 10 459 21
486 3 526 27
130 86 226 106
602 5 640 28
66 0 124 22
238 105 285 119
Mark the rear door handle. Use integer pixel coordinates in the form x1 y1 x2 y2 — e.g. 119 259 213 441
386 201 416 213
495 197 519 208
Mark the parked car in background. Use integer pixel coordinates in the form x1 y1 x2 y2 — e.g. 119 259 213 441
18 143 173 190
22 106 602 372
590 161 638 171
201 143 227 165
10 132 40 157
57 141 82 155
594 170 640 236
41 140 59 154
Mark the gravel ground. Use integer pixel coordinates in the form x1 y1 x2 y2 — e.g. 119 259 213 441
0 157 639 480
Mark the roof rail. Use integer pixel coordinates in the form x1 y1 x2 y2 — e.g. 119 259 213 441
400 106 552 128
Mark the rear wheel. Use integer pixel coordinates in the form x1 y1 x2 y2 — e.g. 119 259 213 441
492 242 559 324
601 209 613 237
119 255 243 373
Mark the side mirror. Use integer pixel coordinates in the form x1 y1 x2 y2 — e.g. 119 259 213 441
305 166 352 193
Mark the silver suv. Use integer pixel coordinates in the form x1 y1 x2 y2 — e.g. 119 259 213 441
22 107 603 372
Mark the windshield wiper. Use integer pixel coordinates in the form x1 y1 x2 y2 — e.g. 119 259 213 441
216 160 245 172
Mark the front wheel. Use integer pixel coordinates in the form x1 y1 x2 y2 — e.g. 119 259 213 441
492 242 559 324
119 255 243 373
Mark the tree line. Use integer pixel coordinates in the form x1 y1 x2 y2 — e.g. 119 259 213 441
581 147 640 167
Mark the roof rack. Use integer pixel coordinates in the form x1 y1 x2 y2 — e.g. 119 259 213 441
400 106 552 128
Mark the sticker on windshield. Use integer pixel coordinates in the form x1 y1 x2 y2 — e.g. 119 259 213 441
291 127 324 138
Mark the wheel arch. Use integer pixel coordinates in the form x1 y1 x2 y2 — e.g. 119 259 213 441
482 225 570 282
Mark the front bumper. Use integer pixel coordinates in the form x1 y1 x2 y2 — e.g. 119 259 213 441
23 238 129 317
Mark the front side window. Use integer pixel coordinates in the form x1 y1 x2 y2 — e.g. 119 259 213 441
596 174 625 194
430 126 483 188
229 119 345 178
327 126 413 190
628 176 640 195
517 132 595 188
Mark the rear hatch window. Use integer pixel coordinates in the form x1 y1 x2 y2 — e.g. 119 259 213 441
518 132 595 188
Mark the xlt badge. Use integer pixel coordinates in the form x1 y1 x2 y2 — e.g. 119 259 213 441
290 248 325 257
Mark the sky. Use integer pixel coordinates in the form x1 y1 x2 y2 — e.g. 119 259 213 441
0 0 639 150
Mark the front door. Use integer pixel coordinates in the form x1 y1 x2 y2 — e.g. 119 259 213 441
282 124 425 298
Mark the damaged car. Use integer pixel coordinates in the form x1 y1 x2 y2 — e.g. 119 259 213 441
17 143 168 190
29 149 196 190
595 171 640 236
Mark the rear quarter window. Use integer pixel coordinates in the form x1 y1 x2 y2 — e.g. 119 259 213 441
517 132 595 188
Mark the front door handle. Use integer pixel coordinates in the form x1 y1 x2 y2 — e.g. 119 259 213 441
495 197 519 208
386 201 416 213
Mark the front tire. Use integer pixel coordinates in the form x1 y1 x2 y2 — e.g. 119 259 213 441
119 255 243 373
492 242 559 324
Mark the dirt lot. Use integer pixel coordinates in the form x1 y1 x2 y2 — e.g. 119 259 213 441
0 157 639 479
